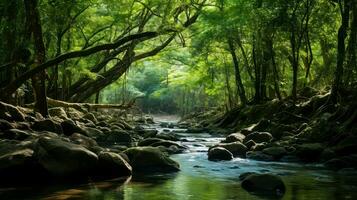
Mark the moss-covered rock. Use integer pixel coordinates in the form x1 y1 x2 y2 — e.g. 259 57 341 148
208 147 233 161
123 147 180 173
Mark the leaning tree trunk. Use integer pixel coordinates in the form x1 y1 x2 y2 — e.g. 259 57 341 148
24 0 49 116
228 38 247 106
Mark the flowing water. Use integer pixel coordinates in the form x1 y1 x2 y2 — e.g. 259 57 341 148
1 116 357 200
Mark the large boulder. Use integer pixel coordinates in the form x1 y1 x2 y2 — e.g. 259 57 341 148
211 142 247 158
208 147 233 161
32 119 63 135
224 133 246 143
150 140 187 154
105 130 133 145
36 136 98 177
69 133 98 149
0 140 45 181
83 127 104 139
96 152 132 178
241 173 286 197
244 132 273 144
123 147 180 173
61 119 87 136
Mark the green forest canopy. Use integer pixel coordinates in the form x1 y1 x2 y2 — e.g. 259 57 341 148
0 0 355 116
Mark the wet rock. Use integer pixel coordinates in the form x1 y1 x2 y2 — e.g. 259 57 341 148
155 132 179 141
83 127 104 139
61 119 86 136
150 140 186 153
186 127 208 133
262 147 287 159
32 119 63 135
251 142 268 151
241 173 286 197
224 133 246 143
105 130 133 145
295 143 324 162
69 133 98 149
37 136 98 177
244 132 273 144
134 126 158 137
244 140 257 150
138 138 164 146
123 147 180 173
96 152 132 178
0 101 26 121
208 147 233 161
246 151 274 161
211 142 247 158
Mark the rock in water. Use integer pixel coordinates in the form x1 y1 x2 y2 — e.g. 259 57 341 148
37 136 98 177
97 152 132 178
244 132 273 144
241 173 286 197
224 133 246 143
210 142 247 158
123 147 180 173
208 147 233 161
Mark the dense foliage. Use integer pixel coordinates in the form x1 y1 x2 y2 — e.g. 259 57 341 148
0 0 356 115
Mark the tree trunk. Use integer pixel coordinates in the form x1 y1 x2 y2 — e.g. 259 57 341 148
267 37 282 100
346 1 357 87
331 1 350 102
228 38 247 106
24 0 49 116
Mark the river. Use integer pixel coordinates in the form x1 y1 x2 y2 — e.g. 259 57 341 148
1 116 357 200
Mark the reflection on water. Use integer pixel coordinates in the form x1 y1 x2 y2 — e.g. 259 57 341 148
1 131 357 200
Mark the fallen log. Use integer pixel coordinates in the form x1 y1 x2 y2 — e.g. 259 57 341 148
46 98 138 112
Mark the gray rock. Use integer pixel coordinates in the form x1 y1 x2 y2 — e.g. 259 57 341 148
211 142 247 158
244 132 273 144
208 147 233 161
37 136 98 177
97 152 132 178
32 119 63 135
